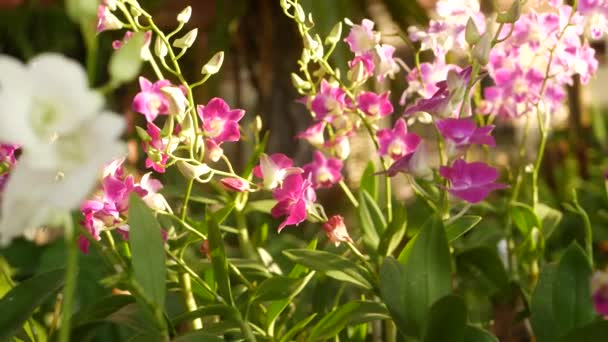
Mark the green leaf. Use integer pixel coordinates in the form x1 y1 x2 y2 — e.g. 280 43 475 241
535 203 562 239
398 216 452 337
360 162 378 200
245 200 277 214
278 313 317 342
128 193 167 308
445 215 482 242
422 295 467 342
558 320 608 342
552 243 595 337
171 331 224 342
530 264 558 342
252 274 313 303
379 257 407 330
171 304 236 325
456 247 509 295
207 216 233 305
0 268 64 341
71 294 135 327
463 325 499 342
307 301 389 341
378 200 407 256
357 190 386 248
109 31 145 85
212 202 234 225
282 249 373 289
509 202 541 236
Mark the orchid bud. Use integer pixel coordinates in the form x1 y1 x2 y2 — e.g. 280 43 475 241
178 113 195 141
161 86 188 119
154 35 168 58
472 30 492 66
135 126 151 142
201 51 224 75
177 161 211 180
465 17 480 45
255 115 263 133
347 60 366 84
323 215 353 246
294 3 305 23
280 0 291 11
96 6 123 33
205 139 223 162
303 32 318 52
173 28 198 49
291 73 311 91
177 6 192 24
220 178 251 192
130 5 142 19
497 0 521 24
325 22 342 45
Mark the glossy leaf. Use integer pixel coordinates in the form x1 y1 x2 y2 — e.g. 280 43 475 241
558 320 608 342
456 247 509 295
360 161 378 200
306 301 389 341
378 200 407 256
422 295 467 342
278 313 317 342
283 249 373 289
207 216 233 305
128 193 167 308
509 202 541 236
445 215 482 242
530 264 559 342
252 274 313 303
0 268 64 341
535 203 562 239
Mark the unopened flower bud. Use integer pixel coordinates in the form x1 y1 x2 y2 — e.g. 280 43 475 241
465 17 480 45
201 51 224 75
255 115 263 133
220 178 251 192
173 28 198 49
303 32 318 52
177 6 192 24
347 60 366 84
135 126 151 142
323 215 353 246
161 86 188 119
199 239 210 258
154 35 168 58
130 5 142 19
497 0 521 24
205 139 223 162
291 73 311 90
472 30 492 66
325 22 342 45
294 3 305 23
177 161 211 180
97 5 123 33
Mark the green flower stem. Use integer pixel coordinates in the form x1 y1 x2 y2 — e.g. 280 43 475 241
179 273 202 330
58 215 78 342
572 190 593 265
339 180 359 208
236 211 257 259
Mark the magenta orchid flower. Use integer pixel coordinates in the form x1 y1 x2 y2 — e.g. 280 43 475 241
382 143 432 179
377 119 421 160
143 122 169 173
197 97 245 144
348 53 375 79
132 76 171 122
302 151 343 189
271 174 317 232
311 80 347 121
344 19 380 55
220 177 251 192
96 4 122 33
439 159 507 203
253 153 303 190
357 91 393 118
436 118 495 152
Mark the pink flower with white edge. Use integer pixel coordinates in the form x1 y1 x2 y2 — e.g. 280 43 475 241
253 153 303 190
132 77 171 122
96 5 122 33
436 118 495 154
302 151 343 189
311 80 347 121
344 19 380 55
205 139 224 162
271 174 317 231
296 122 326 147
578 0 608 39
220 177 251 192
197 97 245 144
357 91 393 118
143 122 169 173
439 159 507 204
323 215 353 246
377 119 421 160
373 44 399 81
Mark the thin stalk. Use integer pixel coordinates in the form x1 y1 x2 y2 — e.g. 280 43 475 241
58 215 78 342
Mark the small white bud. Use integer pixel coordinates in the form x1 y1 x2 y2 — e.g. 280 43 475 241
177 6 192 24
173 28 198 49
291 73 311 90
154 35 168 58
325 22 343 45
201 51 225 75
177 161 211 180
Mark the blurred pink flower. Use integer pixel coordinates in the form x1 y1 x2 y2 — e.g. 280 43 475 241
439 159 506 203
132 77 171 122
302 151 343 189
271 174 316 231
377 119 421 160
357 91 393 118
311 80 347 121
344 19 380 55
254 153 303 190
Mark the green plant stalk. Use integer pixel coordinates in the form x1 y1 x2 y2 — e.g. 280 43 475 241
339 179 359 207
58 215 78 342
236 211 257 259
572 190 593 265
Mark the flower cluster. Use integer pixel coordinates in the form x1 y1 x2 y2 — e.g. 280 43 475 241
0 54 125 244
79 159 167 253
480 0 599 118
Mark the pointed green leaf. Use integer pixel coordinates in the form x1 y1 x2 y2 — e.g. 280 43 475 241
535 203 562 239
282 249 373 289
456 247 509 295
378 200 407 256
558 320 608 342
445 215 482 242
252 274 314 303
422 295 467 342
279 313 317 342
360 162 378 200
531 263 558 342
128 194 166 307
172 331 224 342
509 202 541 236
0 268 64 341
307 301 389 341
207 216 233 305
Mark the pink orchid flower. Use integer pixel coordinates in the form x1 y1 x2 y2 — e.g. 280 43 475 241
302 151 343 189
197 97 245 144
377 119 421 160
132 76 171 123
439 159 507 203
271 174 317 231
356 91 393 118
253 153 303 190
